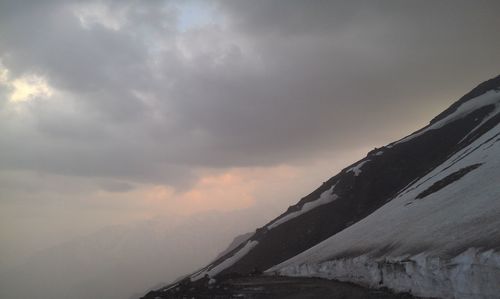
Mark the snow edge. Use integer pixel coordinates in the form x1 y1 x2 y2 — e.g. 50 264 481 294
269 248 500 299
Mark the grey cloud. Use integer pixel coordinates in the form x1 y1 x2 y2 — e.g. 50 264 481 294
1 0 500 190
97 180 135 193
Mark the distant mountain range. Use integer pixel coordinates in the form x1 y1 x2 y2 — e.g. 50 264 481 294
145 75 500 299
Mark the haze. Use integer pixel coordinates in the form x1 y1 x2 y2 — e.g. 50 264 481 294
1 1 500 298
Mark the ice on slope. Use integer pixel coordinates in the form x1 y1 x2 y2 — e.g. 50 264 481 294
191 240 258 280
270 106 500 298
395 89 500 145
267 184 338 230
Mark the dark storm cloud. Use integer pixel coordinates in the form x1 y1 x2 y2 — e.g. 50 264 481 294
1 0 500 189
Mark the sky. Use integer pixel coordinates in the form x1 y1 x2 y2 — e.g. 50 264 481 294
1 0 500 297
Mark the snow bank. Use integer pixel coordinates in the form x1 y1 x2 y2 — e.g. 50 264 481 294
191 240 258 280
267 184 338 229
276 248 500 299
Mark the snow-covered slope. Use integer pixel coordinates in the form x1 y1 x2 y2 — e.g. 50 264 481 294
270 115 500 298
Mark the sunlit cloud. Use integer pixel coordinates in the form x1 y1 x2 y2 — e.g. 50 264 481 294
0 63 53 103
10 74 53 102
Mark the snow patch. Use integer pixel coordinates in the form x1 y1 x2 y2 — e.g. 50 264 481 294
191 240 258 280
267 184 338 230
346 160 370 176
213 232 254 261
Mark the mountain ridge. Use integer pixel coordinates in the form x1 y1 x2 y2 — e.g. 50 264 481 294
144 74 500 299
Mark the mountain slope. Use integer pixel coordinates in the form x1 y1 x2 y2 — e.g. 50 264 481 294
189 75 500 279
145 75 500 298
271 106 500 298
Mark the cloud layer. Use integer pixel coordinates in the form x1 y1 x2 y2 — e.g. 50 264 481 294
1 0 500 266
2 0 500 190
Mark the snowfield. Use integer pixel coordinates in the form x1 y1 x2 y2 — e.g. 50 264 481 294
269 93 500 299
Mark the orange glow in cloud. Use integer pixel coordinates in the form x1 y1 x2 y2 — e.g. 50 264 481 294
137 165 301 217
90 148 371 221
178 176 254 214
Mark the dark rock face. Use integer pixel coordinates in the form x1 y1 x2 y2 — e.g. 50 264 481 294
415 163 482 199
143 75 500 297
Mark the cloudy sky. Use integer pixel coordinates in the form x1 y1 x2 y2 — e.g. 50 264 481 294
1 0 500 270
